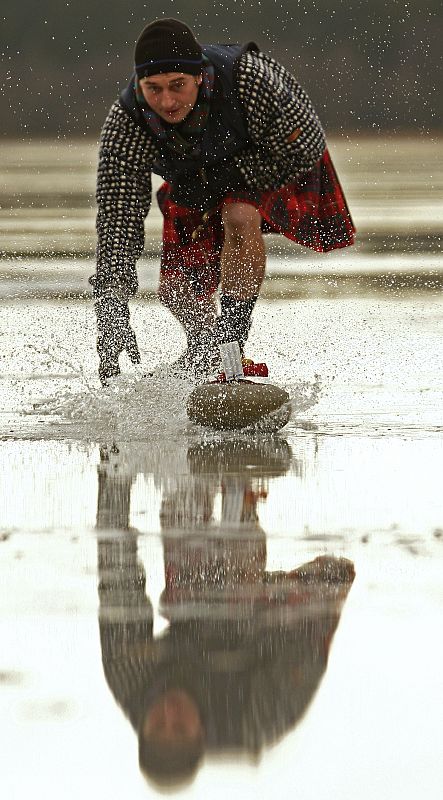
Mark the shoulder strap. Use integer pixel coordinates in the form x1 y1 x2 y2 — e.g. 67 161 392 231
202 43 259 96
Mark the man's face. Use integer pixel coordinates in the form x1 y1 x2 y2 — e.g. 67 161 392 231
139 72 202 123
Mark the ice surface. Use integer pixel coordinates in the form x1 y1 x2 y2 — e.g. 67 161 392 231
0 134 442 799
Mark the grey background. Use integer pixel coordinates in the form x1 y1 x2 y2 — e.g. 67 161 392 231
1 0 441 137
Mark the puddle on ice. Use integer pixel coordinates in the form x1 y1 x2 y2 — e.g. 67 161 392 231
24 368 321 442
1 295 441 441
0 428 442 800
0 298 323 441
0 295 442 798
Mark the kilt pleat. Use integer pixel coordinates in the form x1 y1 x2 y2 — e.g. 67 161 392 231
157 149 355 297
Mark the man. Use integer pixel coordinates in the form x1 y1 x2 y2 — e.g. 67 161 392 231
92 18 355 385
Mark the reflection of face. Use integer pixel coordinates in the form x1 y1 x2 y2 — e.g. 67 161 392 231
139 72 202 123
142 689 204 746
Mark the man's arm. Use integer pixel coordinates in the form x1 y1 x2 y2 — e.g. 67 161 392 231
234 50 326 190
92 101 156 300
91 102 157 383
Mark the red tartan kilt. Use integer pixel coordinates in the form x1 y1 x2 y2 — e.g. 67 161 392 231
157 148 355 298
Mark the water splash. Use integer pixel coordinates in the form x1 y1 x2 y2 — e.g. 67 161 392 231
24 362 321 442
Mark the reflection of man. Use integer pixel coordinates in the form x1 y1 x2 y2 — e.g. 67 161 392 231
96 441 355 788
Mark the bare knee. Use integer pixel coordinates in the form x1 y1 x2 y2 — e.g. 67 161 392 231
222 203 262 245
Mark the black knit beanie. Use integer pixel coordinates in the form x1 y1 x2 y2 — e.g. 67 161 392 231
134 18 203 78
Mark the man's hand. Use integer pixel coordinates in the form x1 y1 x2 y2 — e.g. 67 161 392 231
95 295 141 386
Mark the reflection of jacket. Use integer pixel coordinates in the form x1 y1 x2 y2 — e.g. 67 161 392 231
98 534 353 754
93 48 326 298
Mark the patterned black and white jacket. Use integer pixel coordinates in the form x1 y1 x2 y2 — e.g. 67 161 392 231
93 50 326 299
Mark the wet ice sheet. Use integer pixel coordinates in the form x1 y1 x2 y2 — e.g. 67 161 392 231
1 435 442 547
1 137 442 256
2 253 443 300
0 294 442 798
0 296 441 439
2 127 443 797
0 435 442 800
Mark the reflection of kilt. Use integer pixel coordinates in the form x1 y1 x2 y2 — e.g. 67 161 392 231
157 148 356 298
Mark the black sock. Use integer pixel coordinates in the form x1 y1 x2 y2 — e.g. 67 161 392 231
216 294 258 349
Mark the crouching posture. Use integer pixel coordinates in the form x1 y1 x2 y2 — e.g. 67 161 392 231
92 18 355 385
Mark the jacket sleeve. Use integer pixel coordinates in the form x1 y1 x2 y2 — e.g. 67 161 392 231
91 101 157 300
234 51 326 190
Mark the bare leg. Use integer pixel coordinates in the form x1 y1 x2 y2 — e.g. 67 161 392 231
158 203 265 332
158 270 217 338
220 203 266 299
158 203 266 371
